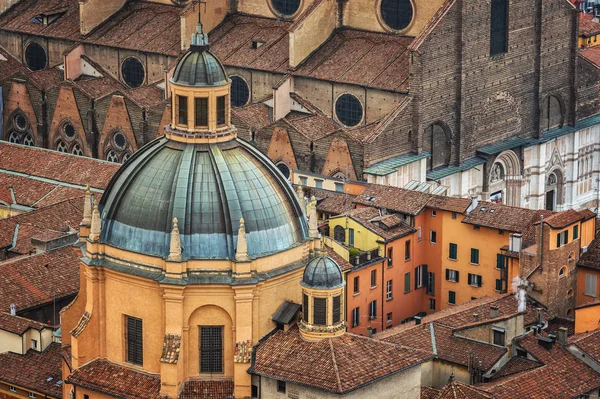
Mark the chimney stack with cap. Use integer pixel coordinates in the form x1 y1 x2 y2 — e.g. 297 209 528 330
558 327 568 345
473 313 479 322
490 305 500 318
414 316 422 325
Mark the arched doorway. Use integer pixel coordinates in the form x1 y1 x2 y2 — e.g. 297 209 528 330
545 170 563 211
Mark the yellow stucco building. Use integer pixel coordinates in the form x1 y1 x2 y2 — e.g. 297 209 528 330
61 22 319 399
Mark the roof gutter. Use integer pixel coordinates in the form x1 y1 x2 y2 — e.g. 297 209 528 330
430 322 437 356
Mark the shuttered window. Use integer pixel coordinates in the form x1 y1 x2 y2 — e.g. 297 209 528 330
449 291 456 305
178 96 188 125
449 243 458 260
195 98 208 127
126 316 143 366
468 273 483 287
369 300 377 319
404 272 411 293
490 0 509 56
200 326 223 373
573 225 579 240
496 254 506 270
332 296 341 324
313 298 327 325
216 96 226 125
471 248 480 264
585 274 597 297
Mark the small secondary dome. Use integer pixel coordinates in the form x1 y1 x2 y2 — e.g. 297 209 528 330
302 254 344 289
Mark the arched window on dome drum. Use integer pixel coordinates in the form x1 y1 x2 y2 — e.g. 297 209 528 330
313 297 327 325
217 96 226 125
195 98 208 127
332 296 341 324
178 96 188 126
333 225 345 243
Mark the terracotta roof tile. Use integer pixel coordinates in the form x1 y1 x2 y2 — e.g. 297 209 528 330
231 102 272 130
580 13 600 37
462 202 545 233
0 142 119 189
66 358 161 399
421 386 441 399
571 328 600 363
179 380 234 399
0 173 58 207
427 196 471 214
436 381 493 399
578 237 600 271
579 45 600 68
333 207 414 241
541 209 591 229
250 325 432 394
125 85 165 108
0 245 80 315
317 196 349 215
0 0 80 41
489 356 542 380
0 312 50 335
325 247 352 272
0 343 63 398
353 184 433 216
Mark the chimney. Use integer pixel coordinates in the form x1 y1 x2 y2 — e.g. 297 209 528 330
473 313 479 322
537 336 554 350
414 316 422 325
509 233 522 252
467 196 480 214
558 327 568 345
536 308 543 324
490 305 500 318
9 304 16 316
366 327 374 338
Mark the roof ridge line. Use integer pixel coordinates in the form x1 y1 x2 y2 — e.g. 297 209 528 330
328 338 343 393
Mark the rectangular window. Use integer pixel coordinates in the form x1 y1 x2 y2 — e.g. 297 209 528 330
194 98 208 127
252 385 258 398
369 300 377 319
417 227 422 242
200 326 223 373
490 0 509 56
277 380 286 393
386 280 393 300
431 210 437 217
216 96 226 125
449 290 456 305
449 243 458 260
496 253 506 270
452 212 457 220
430 230 437 244
303 293 309 320
404 272 411 293
495 279 503 292
299 176 308 186
352 307 360 327
31 339 38 350
177 95 188 125
557 230 569 247
493 327 506 346
574 225 579 240
387 247 393 267
426 272 435 296
468 273 483 287
313 298 327 325
471 248 480 264
446 269 459 283
84 395 90 399
585 273 597 296
335 183 344 192
315 179 323 189
349 228 355 247
353 276 360 294
405 240 411 260
429 298 436 310
332 296 341 324
415 264 426 289
371 270 377 287
386 312 393 323
126 316 143 366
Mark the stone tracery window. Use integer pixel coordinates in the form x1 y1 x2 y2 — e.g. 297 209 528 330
72 143 83 156
14 114 28 132
335 94 363 127
56 140 68 153
63 122 77 141
23 134 34 146
106 150 119 163
5 113 35 147
121 57 145 88
8 131 20 144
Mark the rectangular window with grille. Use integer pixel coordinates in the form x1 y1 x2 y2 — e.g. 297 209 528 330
126 316 143 366
352 307 360 327
490 0 508 56
200 326 223 373
195 98 208 127
386 280 393 300
313 297 327 325
178 96 188 125
216 96 226 125
332 296 341 324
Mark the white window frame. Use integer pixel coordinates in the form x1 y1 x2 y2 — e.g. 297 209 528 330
417 226 422 242
448 269 458 282
585 273 597 297
386 280 393 300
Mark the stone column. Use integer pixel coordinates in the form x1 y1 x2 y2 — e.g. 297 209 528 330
232 286 255 398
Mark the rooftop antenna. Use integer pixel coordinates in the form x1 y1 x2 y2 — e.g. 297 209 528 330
198 0 207 26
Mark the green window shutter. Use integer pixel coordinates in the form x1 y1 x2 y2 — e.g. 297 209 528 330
450 243 457 259
574 225 579 240
496 254 505 269
471 248 479 264
564 230 569 245
557 233 562 248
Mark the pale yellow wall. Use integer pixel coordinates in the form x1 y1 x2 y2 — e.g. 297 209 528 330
329 216 382 251
429 360 471 389
258 363 422 399
575 304 600 334
171 83 231 132
293 171 345 192
0 330 22 354
289 0 337 68
238 0 317 20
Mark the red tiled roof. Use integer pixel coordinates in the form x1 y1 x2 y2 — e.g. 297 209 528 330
124 85 165 108
231 102 273 130
294 29 413 92
427 196 471 214
580 13 600 37
571 329 600 363
0 343 63 398
0 173 58 207
421 386 441 399
0 142 119 189
489 356 542 380
332 207 414 241
66 358 161 399
0 245 80 315
0 312 50 335
353 184 432 216
326 247 352 272
580 45 600 68
72 74 124 100
317 195 349 215
578 237 600 271
179 380 234 399
541 209 591 229
478 333 600 399
462 202 546 233
211 15 291 73
250 325 432 394
435 381 493 399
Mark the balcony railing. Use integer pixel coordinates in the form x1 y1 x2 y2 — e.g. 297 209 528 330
349 248 382 267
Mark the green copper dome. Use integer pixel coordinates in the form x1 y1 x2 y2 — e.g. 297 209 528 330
171 50 229 87
99 137 308 260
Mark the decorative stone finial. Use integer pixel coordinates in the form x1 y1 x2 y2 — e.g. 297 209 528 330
167 218 182 262
81 185 92 226
309 195 319 239
89 202 101 241
296 185 305 213
319 235 327 256
191 1 209 49
236 217 249 262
